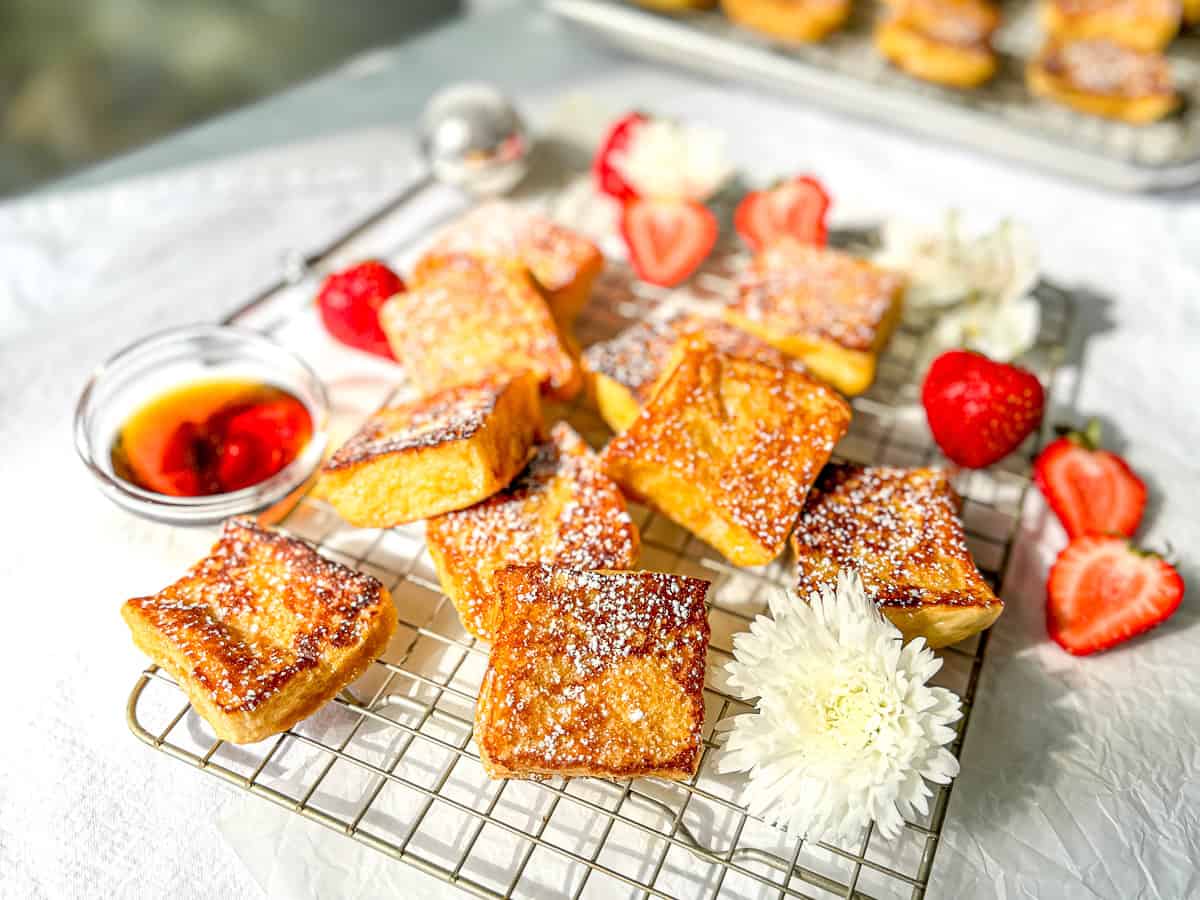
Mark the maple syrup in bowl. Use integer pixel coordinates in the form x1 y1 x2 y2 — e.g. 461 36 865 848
75 326 328 524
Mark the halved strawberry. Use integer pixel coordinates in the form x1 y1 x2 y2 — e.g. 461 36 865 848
593 111 647 202
316 260 405 359
1047 536 1183 656
620 197 717 287
921 349 1045 469
734 175 831 252
1034 419 1146 539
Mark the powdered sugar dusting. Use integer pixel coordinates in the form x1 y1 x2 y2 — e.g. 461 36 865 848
123 518 388 713
794 465 998 609
733 240 904 351
478 566 710 778
427 422 638 640
325 378 504 470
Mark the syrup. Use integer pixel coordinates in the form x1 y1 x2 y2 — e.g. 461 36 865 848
111 378 313 497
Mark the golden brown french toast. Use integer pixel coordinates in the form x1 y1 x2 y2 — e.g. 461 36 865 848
722 0 852 43
426 422 639 641
1040 0 1180 52
876 0 1000 88
1027 39 1178 124
380 254 580 400
122 518 397 744
475 565 710 781
318 374 541 528
413 201 604 329
723 238 906 396
602 335 851 566
792 465 1002 648
582 312 800 434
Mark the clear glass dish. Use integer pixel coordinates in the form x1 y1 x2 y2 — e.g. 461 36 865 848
74 325 329 525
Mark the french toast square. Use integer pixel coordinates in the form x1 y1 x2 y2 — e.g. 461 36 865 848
380 254 581 400
475 566 711 781
426 422 639 642
319 373 541 528
602 335 851 567
722 238 906 396
413 201 604 328
1026 39 1177 124
122 517 397 745
582 312 802 434
792 464 1002 648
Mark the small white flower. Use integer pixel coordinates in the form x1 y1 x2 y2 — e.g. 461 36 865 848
717 571 962 844
609 119 732 202
876 212 1038 310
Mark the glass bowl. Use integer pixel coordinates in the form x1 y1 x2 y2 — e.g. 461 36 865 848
74 325 329 525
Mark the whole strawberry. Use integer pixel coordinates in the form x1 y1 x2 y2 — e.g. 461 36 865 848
921 349 1045 468
1034 419 1146 538
316 260 405 359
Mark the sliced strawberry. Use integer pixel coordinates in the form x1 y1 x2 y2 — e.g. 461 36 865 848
1034 419 1146 539
734 175 831 252
1047 536 1183 656
316 260 405 359
921 349 1044 469
620 197 718 288
593 111 647 202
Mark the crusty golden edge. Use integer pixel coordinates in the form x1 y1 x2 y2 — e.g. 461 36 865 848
474 665 701 782
587 370 643 434
884 600 1003 649
319 374 541 527
720 281 904 396
123 587 397 745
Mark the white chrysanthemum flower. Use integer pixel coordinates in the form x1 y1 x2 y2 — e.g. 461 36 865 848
717 571 962 844
876 212 1040 362
609 119 732 202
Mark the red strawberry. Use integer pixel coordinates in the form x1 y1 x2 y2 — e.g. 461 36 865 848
316 260 405 359
620 197 718 287
593 111 647 202
1034 420 1146 539
734 175 831 252
921 350 1045 468
1047 536 1183 656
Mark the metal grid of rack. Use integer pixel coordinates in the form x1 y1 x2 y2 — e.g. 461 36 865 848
126 184 1073 899
548 0 1200 191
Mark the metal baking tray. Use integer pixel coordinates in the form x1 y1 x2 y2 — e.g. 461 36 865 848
125 166 1075 898
548 0 1200 191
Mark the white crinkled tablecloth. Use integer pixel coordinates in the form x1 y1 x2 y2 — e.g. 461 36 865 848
2 22 1200 900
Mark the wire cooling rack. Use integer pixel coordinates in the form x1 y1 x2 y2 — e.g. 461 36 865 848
126 178 1074 899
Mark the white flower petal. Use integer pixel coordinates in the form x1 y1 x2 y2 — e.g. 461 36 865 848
610 119 732 202
717 572 963 845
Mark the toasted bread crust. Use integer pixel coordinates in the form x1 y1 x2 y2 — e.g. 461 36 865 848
427 423 639 641
603 336 851 566
1027 39 1178 123
380 254 580 400
724 239 905 396
722 0 852 42
122 518 397 744
583 313 800 433
319 374 541 527
414 201 603 328
792 465 1002 648
475 566 710 781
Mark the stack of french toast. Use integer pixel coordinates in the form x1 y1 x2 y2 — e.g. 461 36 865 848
123 200 1003 783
